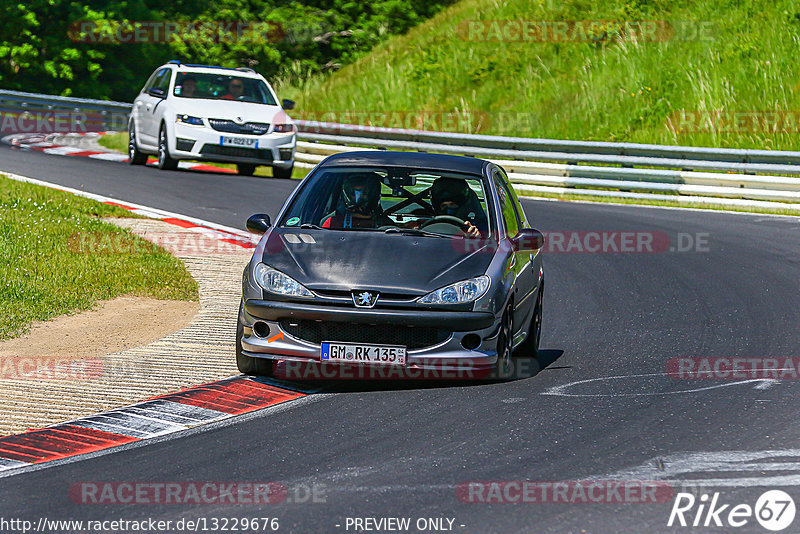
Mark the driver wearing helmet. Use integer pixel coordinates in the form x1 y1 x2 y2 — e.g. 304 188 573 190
322 173 391 229
425 177 483 238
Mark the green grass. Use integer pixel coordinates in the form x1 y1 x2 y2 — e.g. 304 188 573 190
97 131 128 153
98 132 310 179
0 175 198 341
281 0 800 152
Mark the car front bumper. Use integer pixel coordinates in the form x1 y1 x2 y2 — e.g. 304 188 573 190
240 299 501 372
171 123 295 167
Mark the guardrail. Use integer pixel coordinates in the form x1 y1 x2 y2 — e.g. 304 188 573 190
2 89 800 210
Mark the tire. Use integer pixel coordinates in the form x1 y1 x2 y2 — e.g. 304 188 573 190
127 124 147 165
272 163 294 179
237 163 257 176
494 300 514 379
235 303 274 376
157 125 178 171
516 281 543 359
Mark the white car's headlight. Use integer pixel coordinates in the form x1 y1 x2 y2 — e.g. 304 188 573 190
176 114 204 126
417 275 490 304
254 263 313 298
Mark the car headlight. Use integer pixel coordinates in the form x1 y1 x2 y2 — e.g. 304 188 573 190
254 263 313 298
176 114 204 126
417 275 490 304
273 123 296 133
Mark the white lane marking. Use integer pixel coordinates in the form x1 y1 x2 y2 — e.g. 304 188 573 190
0 458 30 472
598 449 800 488
1 171 253 238
754 379 780 390
42 146 85 155
541 372 780 397
87 152 128 161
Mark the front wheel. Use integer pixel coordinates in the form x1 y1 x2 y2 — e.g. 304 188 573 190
157 125 178 171
235 303 274 376
494 301 514 379
127 124 147 165
272 163 293 179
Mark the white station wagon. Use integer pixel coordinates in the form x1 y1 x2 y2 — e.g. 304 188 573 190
128 61 297 177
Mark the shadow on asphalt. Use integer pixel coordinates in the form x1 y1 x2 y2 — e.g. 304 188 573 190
253 349 565 394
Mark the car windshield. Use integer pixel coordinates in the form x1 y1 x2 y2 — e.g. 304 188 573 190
279 166 492 237
173 72 277 105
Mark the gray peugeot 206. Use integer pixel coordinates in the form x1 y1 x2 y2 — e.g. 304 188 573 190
237 151 544 378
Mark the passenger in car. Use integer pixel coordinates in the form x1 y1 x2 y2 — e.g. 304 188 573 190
322 173 393 229
221 78 245 100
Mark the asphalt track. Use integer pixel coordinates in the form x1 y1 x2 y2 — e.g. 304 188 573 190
2 143 800 533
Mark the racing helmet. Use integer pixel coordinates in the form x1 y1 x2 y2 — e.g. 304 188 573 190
431 177 471 216
341 173 381 216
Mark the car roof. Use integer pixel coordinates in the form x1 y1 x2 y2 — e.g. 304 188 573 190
162 63 263 79
320 151 489 175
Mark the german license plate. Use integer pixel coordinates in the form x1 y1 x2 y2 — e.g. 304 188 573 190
321 342 406 366
220 136 258 148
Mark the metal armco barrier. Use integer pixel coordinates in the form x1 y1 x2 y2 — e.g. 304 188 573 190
2 89 800 210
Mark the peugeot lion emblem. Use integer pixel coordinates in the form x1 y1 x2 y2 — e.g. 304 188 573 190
352 290 379 308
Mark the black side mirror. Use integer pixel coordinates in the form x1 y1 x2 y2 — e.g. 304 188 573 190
281 98 295 110
511 228 544 251
147 87 166 98
247 214 271 234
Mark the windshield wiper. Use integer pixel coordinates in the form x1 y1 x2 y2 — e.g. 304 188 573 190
299 223 324 230
382 227 450 239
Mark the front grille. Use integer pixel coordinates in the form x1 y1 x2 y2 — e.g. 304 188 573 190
208 119 270 135
200 144 272 159
280 320 450 350
312 289 418 301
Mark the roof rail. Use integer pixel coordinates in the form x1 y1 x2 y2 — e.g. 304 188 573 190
168 59 181 65
235 67 256 73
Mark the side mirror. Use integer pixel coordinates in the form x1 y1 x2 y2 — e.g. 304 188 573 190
247 214 271 234
511 228 544 251
282 98 295 110
147 87 166 98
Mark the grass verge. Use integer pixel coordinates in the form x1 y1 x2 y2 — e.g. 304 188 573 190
0 175 198 341
518 189 800 216
282 0 800 151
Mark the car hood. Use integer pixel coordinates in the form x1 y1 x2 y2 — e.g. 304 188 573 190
259 229 496 295
172 99 291 124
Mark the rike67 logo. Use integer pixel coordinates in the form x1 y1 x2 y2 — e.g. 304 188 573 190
668 490 796 531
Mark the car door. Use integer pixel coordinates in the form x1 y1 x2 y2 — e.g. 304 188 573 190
492 169 537 339
138 68 171 146
132 69 158 148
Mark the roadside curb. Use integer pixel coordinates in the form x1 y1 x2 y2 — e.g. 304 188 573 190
0 377 308 473
0 171 311 475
